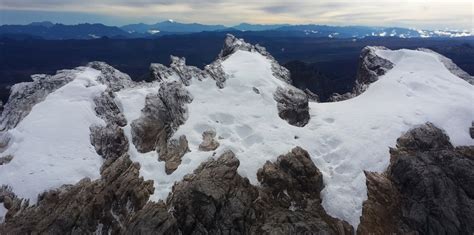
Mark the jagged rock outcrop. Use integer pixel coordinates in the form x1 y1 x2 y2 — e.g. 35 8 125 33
170 56 207 85
131 81 192 174
219 34 291 84
90 124 129 160
328 92 354 102
0 71 74 131
159 135 190 174
1 147 353 234
355 46 394 94
149 56 207 86
167 147 352 234
329 46 394 102
418 48 474 85
87 61 133 92
0 155 154 234
93 91 127 127
255 147 353 234
148 34 290 90
304 88 319 102
131 81 193 153
167 150 258 234
357 171 405 234
274 86 310 127
205 60 228 88
150 63 174 82
358 123 474 234
198 130 220 151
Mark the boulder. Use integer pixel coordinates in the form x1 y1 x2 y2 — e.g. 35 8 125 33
159 135 190 174
274 86 310 127
198 130 220 151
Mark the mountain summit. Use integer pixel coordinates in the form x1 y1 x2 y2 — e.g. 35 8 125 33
0 35 473 234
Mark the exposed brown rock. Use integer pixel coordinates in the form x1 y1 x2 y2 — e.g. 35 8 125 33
0 147 354 234
0 155 154 234
255 147 352 234
131 81 192 153
158 135 190 174
198 130 220 151
90 124 129 160
358 123 474 234
357 171 406 235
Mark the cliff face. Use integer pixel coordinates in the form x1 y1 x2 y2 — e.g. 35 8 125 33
358 123 474 234
0 35 473 234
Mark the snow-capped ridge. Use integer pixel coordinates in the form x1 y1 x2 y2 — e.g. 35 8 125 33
416 48 474 85
0 36 473 231
219 34 292 84
330 46 394 101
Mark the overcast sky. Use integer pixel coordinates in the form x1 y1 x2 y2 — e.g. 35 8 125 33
0 0 472 31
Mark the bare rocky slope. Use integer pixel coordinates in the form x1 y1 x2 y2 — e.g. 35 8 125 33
0 35 473 234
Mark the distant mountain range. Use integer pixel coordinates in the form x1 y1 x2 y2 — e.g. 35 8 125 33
0 20 471 40
121 19 227 34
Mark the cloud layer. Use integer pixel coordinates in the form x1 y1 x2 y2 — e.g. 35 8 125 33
0 0 472 30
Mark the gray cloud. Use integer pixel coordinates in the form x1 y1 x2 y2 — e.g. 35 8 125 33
0 0 471 30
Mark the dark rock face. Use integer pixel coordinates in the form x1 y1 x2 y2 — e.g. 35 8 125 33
159 135 190 174
168 147 352 234
255 147 352 234
358 123 474 234
168 150 259 234
1 147 353 234
87 61 133 92
170 56 207 85
131 81 192 174
131 81 193 153
357 171 405 234
90 124 129 160
93 91 127 127
0 155 155 234
205 60 228 88
329 46 394 102
354 46 394 95
150 56 207 86
274 86 310 127
150 63 174 82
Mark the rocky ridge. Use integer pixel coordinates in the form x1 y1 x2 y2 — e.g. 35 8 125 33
329 46 394 101
0 35 473 234
358 123 474 234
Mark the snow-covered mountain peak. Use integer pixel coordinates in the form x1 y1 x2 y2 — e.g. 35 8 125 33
0 35 472 230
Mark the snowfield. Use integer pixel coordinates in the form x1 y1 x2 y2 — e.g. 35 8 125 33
116 49 473 228
0 68 106 203
0 46 472 229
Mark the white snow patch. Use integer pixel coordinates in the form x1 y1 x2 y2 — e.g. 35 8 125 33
115 49 473 228
88 34 100 39
0 68 106 203
147 29 160 35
